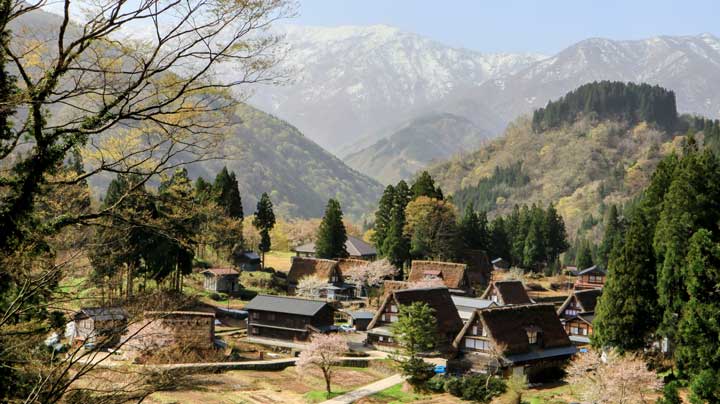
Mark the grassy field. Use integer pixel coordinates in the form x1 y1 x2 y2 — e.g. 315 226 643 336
264 250 294 272
145 365 392 404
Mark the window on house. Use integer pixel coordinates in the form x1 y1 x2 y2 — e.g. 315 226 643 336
268 313 276 321
570 326 579 335
472 326 478 335
390 305 397 313
252 312 260 320
251 327 259 335
390 315 398 322
527 330 539 344
464 338 490 351
379 336 384 342
491 294 499 303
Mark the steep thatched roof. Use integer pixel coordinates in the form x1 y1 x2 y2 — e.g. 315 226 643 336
408 260 469 289
368 287 463 334
558 288 603 315
287 257 339 284
481 280 533 305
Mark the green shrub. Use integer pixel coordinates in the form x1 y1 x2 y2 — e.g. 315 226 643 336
425 375 446 393
237 289 258 300
657 380 681 404
443 374 506 403
399 357 435 389
689 370 720 404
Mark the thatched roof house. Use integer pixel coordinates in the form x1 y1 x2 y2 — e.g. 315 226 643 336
407 260 473 295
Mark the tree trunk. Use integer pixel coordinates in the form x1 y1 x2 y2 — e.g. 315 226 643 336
126 263 134 299
323 368 331 394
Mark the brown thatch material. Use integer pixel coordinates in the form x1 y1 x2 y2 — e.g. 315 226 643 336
408 260 469 289
368 286 463 334
454 304 571 355
287 257 340 284
336 258 368 275
462 249 493 286
381 280 410 298
480 280 533 305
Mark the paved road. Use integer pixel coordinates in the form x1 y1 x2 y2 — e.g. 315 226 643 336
319 374 404 404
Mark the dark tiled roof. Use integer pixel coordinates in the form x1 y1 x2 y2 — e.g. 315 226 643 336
293 236 377 257
504 345 577 364
481 280 533 305
348 311 375 319
287 257 339 284
577 265 607 276
451 296 497 311
477 304 571 355
369 287 463 334
408 261 469 289
201 267 240 276
244 295 331 317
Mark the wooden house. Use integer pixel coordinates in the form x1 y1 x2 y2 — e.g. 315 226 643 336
287 257 355 300
123 311 216 352
200 267 240 293
69 307 128 347
557 289 602 344
293 235 377 260
574 265 607 290
346 311 374 331
408 260 474 296
366 287 463 351
453 304 576 382
480 280 534 305
244 295 335 342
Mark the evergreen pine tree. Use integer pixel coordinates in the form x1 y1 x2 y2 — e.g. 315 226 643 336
599 205 622 267
592 213 659 351
522 213 546 270
411 171 442 199
490 216 511 261
253 192 276 268
194 176 213 204
458 205 490 251
383 205 410 275
575 239 594 269
675 229 720 377
213 167 244 219
543 203 569 264
373 185 395 256
315 199 348 259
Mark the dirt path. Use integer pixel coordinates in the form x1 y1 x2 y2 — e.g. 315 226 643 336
319 374 404 404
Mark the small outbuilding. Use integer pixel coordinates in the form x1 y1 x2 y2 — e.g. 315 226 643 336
347 311 374 331
480 280 534 305
574 265 607 290
69 307 128 348
201 267 240 293
233 251 261 271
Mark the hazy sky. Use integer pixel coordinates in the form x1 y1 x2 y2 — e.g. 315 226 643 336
293 0 720 54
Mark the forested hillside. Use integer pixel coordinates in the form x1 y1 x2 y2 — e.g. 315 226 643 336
344 113 489 184
184 104 384 220
429 82 688 236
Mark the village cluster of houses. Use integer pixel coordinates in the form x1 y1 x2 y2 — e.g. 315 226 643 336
66 233 607 381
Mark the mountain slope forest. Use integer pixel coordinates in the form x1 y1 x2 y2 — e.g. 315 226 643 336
181 103 383 220
17 7 382 221
430 81 718 237
344 112 490 184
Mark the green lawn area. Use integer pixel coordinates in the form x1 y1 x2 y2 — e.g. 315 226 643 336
370 383 431 403
304 389 348 403
523 383 576 404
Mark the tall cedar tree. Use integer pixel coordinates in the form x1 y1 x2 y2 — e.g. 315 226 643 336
411 171 443 200
522 211 546 271
575 239 594 270
598 205 622 267
391 302 438 388
654 148 720 340
676 230 720 378
252 193 276 268
383 204 410 274
315 199 348 259
458 206 491 251
490 216 511 261
592 212 659 351
214 166 244 219
543 203 569 264
373 184 395 256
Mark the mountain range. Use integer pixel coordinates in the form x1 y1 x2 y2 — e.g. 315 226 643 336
247 26 720 184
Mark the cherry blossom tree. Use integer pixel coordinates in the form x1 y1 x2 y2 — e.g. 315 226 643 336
297 334 348 394
343 259 397 296
296 275 327 298
566 349 662 404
